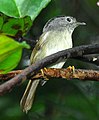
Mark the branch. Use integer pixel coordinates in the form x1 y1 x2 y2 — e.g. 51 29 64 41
32 68 99 81
0 68 99 82
0 70 22 81
14 37 36 50
22 37 36 49
75 54 99 65
0 44 99 95
0 67 99 95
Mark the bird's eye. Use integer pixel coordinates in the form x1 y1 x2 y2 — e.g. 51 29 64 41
66 17 72 23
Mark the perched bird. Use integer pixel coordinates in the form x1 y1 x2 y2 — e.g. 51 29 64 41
20 16 86 113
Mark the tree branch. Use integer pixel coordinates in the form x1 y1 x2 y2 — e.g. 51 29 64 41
0 44 99 95
0 70 22 81
32 68 99 81
0 67 99 95
75 54 99 65
22 37 36 49
15 37 36 50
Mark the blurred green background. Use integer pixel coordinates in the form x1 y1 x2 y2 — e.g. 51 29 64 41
0 0 99 120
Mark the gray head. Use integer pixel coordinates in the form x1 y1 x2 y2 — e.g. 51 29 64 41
43 16 86 33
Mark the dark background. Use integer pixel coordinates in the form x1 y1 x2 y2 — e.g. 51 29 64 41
0 0 99 120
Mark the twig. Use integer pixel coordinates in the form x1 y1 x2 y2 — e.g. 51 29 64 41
75 54 99 65
0 68 99 82
14 37 36 50
0 70 22 81
0 67 99 96
32 68 99 81
22 37 36 49
0 44 99 95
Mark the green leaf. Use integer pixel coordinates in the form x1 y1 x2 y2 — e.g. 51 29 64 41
0 14 32 37
0 16 3 29
0 0 51 21
0 34 30 74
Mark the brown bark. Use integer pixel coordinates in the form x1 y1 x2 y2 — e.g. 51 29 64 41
0 68 99 96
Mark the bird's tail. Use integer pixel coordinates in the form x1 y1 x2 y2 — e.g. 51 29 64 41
20 79 40 113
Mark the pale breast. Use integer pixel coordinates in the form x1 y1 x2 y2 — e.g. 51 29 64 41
31 30 73 68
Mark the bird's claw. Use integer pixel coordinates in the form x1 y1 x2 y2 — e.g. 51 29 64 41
67 66 75 73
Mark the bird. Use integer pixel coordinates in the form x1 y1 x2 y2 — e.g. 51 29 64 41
20 16 86 113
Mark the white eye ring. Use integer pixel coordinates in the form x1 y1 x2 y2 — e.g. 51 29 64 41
66 17 72 23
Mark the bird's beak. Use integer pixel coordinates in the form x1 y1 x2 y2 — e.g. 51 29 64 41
76 22 86 26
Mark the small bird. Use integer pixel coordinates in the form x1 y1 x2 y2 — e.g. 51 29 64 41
20 16 86 113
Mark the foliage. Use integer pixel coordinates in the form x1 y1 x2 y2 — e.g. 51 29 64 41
0 0 51 73
0 0 51 20
0 0 99 120
0 14 32 37
0 35 30 73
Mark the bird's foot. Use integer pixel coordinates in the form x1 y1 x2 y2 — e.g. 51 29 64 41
67 66 75 73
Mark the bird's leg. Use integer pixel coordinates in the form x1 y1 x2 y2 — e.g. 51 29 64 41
62 66 75 80
67 66 75 73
